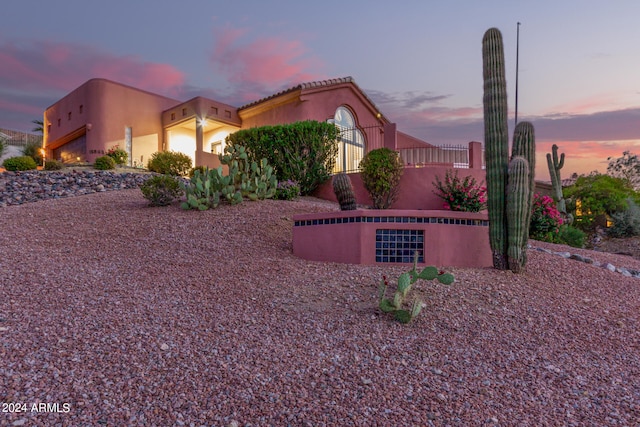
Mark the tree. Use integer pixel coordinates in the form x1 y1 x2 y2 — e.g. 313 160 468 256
31 119 44 134
564 172 638 230
607 151 640 191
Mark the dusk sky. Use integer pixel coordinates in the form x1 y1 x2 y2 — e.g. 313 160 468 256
2 0 639 180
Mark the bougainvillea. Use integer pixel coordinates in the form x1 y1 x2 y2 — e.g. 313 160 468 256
529 194 563 241
432 170 487 212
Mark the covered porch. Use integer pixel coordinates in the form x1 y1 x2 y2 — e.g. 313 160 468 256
162 97 242 169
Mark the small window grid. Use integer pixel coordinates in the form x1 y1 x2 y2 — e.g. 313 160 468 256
376 229 424 263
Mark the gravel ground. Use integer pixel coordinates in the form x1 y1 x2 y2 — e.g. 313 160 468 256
1 189 639 427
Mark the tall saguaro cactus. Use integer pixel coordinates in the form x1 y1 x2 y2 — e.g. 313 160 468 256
482 28 536 273
482 28 510 270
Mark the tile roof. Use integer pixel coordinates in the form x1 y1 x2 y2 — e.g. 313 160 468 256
238 76 387 121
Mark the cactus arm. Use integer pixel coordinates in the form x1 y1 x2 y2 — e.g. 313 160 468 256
506 156 530 273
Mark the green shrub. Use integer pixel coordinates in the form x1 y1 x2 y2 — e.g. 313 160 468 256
275 180 300 200
3 155 38 171
147 151 192 176
564 173 637 231
139 175 184 206
94 155 116 170
189 165 207 178
432 169 487 212
0 137 6 158
608 198 640 237
359 148 404 209
22 142 43 165
106 145 128 165
44 159 64 171
529 194 563 241
225 120 339 195
555 225 586 248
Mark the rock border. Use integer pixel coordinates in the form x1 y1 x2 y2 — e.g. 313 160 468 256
530 245 640 279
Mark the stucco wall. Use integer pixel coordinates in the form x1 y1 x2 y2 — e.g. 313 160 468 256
313 165 487 211
292 209 492 268
44 79 179 163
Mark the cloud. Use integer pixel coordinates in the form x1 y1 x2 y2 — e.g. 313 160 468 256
210 25 326 104
0 39 185 130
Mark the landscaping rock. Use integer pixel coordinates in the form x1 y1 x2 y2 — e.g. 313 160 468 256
0 170 152 206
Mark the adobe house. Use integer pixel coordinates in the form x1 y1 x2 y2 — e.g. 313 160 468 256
43 77 481 173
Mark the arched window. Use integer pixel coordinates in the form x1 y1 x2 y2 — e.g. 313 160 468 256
333 106 365 173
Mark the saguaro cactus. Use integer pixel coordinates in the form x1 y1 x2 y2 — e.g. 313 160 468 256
512 121 536 254
482 28 536 273
546 144 572 223
482 28 510 270
506 156 531 273
332 172 357 210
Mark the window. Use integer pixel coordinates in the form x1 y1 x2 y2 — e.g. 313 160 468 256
68 112 72 120
332 106 365 173
210 140 224 155
182 108 187 116
171 112 176 120
79 105 83 114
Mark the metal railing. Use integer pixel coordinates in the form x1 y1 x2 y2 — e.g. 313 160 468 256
0 129 43 147
399 144 470 168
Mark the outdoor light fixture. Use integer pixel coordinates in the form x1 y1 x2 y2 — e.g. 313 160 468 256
40 148 45 167
198 118 207 127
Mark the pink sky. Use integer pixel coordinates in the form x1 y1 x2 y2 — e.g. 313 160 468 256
1 17 639 183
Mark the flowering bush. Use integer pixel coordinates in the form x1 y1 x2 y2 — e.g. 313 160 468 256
275 180 300 200
432 170 486 212
106 145 128 165
529 194 563 241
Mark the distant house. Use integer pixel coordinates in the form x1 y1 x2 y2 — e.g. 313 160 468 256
43 77 479 172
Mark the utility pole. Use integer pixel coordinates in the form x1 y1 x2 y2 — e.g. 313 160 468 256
515 22 521 125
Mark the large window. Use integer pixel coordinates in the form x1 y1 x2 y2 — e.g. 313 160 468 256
333 106 365 173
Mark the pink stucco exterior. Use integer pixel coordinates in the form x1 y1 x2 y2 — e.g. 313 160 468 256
43 76 410 167
44 78 179 165
292 209 492 268
313 142 485 210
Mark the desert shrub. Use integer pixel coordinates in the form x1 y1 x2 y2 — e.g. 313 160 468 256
189 165 207 178
139 175 183 206
0 137 6 158
94 155 116 170
359 148 404 209
22 142 43 165
555 225 586 248
3 155 38 171
225 121 339 195
147 151 192 176
608 198 640 237
529 194 563 241
44 159 64 170
275 180 300 200
106 145 128 165
433 169 486 212
564 173 636 231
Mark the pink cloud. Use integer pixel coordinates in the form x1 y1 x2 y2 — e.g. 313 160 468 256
0 39 185 96
211 25 326 103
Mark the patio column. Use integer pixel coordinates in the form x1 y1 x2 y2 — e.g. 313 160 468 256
383 123 397 150
468 141 483 169
195 118 204 167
